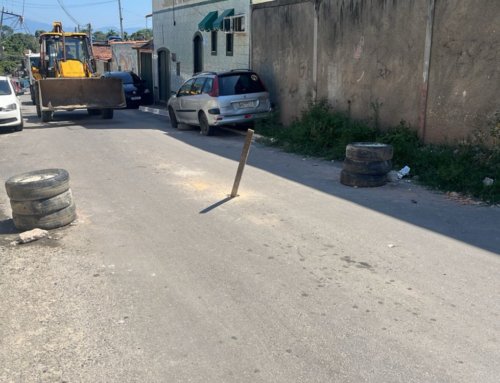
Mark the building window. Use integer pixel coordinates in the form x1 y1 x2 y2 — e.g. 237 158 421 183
226 33 233 56
211 31 217 55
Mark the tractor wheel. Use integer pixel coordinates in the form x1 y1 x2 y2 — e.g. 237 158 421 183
101 109 114 119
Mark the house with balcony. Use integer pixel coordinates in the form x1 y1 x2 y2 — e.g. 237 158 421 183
151 0 251 103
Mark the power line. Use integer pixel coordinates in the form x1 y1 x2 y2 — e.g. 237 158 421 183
56 0 81 28
7 0 116 8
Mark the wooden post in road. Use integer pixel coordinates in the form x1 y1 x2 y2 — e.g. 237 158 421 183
231 129 254 198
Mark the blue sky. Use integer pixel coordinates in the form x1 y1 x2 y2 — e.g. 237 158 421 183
1 0 152 32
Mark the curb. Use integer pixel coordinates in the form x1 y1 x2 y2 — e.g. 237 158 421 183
139 106 169 117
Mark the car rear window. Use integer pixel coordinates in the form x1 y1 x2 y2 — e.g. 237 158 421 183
218 73 266 96
0 80 12 95
107 72 133 84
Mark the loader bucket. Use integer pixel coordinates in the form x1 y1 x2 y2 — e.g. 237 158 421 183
38 77 126 111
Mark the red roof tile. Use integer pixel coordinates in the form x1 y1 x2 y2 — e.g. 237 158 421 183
92 45 112 61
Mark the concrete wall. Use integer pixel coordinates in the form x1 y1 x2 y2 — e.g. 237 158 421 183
425 0 500 143
252 0 500 144
252 0 315 125
95 60 110 75
110 43 140 73
152 0 251 100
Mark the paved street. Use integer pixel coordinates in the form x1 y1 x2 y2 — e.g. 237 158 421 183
0 96 499 382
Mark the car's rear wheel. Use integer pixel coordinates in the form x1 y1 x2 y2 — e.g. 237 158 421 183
87 108 101 115
199 112 214 136
168 107 178 129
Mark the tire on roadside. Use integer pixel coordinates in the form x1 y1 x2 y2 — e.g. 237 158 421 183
340 170 387 188
12 201 77 231
345 143 393 162
5 169 70 201
343 158 392 175
10 189 73 216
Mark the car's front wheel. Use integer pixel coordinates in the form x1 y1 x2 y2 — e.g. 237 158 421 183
199 112 214 136
13 120 23 132
168 107 178 129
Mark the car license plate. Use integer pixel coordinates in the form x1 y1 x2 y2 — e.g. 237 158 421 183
238 101 255 108
131 96 141 100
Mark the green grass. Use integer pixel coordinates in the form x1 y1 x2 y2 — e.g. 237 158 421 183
255 101 500 204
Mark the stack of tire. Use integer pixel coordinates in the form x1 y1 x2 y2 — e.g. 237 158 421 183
340 143 393 187
5 169 77 231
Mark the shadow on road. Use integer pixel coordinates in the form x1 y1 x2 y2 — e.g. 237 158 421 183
199 196 235 214
13 105 500 255
0 218 17 235
151 113 500 255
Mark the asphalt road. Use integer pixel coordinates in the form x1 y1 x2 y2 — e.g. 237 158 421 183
1 96 499 382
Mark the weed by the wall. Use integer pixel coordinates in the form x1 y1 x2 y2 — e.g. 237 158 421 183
254 100 499 203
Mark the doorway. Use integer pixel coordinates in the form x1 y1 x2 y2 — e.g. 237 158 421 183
193 33 203 74
157 49 170 103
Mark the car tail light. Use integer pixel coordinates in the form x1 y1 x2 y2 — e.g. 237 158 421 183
209 77 219 97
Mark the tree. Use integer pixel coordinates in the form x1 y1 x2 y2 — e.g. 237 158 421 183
0 32 38 75
0 25 14 38
130 28 152 41
34 30 46 38
106 29 119 38
92 30 107 41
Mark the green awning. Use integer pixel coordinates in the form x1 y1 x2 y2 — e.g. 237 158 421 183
212 9 234 31
198 11 218 31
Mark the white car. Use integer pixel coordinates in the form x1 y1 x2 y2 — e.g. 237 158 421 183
0 76 23 132
167 70 271 136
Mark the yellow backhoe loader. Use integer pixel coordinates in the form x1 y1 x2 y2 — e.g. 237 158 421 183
34 22 125 122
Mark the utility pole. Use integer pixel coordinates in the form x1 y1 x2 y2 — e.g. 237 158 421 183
0 8 24 60
118 0 124 40
88 23 93 45
0 7 4 60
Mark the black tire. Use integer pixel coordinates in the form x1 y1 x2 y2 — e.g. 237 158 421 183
12 202 77 231
343 158 392 175
10 189 73 216
101 109 114 119
340 170 387 188
30 85 36 105
168 107 178 129
5 169 70 201
41 110 53 122
199 112 214 136
35 83 41 118
87 108 101 116
345 143 393 162
13 120 23 132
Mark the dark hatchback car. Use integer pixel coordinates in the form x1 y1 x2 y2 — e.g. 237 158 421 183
101 71 152 108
